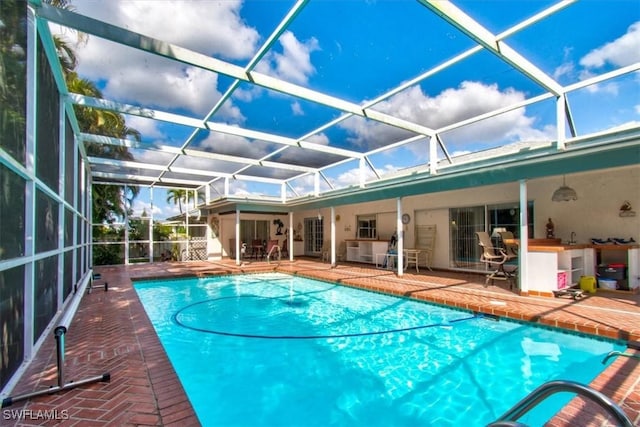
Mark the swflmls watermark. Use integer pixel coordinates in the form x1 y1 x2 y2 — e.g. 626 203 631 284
3 409 70 421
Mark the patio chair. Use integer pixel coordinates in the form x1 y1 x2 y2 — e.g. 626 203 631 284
498 231 519 260
337 241 347 262
266 239 281 263
382 232 398 269
250 239 264 259
476 231 517 289
229 239 247 259
321 240 331 262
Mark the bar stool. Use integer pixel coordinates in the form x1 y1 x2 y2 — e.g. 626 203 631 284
404 249 420 273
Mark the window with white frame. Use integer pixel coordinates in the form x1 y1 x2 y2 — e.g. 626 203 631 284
356 214 377 239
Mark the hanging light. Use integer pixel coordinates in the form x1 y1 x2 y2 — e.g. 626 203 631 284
551 176 578 202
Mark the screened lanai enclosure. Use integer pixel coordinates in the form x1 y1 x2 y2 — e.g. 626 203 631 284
1 0 639 392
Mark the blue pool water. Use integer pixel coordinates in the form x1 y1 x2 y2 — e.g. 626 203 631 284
134 273 624 427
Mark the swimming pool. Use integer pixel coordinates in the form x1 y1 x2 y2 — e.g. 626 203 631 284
134 272 624 426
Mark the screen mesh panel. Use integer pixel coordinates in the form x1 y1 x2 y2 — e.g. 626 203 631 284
0 1 27 166
64 118 74 205
33 255 58 342
0 164 26 261
64 207 73 248
0 265 25 389
35 189 59 254
35 37 60 192
64 249 73 299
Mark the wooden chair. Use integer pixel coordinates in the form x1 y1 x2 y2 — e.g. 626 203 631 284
416 224 436 271
476 231 517 288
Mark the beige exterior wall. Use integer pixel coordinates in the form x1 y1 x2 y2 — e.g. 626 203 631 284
210 165 639 270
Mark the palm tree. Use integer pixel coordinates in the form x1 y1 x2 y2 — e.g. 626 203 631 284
51 28 141 224
166 189 188 214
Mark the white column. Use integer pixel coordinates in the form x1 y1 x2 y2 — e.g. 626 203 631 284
289 211 294 261
57 97 65 310
556 94 566 150
397 197 404 276
331 206 336 267
24 5 37 359
124 185 129 265
185 206 190 261
235 208 241 265
149 187 154 262
429 136 438 174
519 179 529 293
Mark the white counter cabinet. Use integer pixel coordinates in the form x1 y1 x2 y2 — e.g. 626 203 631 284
526 246 595 294
293 241 304 256
346 240 389 264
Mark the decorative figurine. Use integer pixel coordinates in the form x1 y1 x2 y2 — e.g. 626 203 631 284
546 218 555 239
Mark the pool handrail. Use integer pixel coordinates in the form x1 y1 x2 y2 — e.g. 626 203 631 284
1 271 111 408
601 350 640 364
487 380 632 427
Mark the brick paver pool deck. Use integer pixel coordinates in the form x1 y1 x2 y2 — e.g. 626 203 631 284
4 259 639 426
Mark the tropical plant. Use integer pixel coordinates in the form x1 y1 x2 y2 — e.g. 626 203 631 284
166 189 188 214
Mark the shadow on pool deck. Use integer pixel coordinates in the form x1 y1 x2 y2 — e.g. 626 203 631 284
4 259 639 426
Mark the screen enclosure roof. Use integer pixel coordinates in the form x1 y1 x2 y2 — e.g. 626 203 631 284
31 0 640 211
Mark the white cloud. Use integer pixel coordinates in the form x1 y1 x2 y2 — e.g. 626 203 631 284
72 37 245 119
73 0 259 60
573 21 640 95
255 31 320 85
340 81 552 150
199 131 271 159
124 115 164 139
131 200 162 217
580 21 640 69
276 133 333 166
291 101 304 116
59 1 256 118
553 62 574 81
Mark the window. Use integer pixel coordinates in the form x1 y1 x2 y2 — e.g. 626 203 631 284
356 214 377 239
240 220 269 244
304 217 323 254
487 203 534 241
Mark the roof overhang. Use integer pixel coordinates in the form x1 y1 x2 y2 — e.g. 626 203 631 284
202 127 640 214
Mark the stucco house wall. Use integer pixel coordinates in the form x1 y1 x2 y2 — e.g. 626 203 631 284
211 165 639 272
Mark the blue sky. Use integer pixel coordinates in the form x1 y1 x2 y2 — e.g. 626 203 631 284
50 0 640 219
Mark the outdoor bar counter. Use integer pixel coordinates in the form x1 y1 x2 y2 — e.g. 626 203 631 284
521 239 639 295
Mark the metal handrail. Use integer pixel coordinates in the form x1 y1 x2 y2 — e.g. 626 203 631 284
602 350 640 364
487 380 632 427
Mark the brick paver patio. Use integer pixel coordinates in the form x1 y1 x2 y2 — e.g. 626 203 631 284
3 259 639 426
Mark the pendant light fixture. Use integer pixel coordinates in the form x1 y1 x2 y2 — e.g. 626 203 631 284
551 175 578 202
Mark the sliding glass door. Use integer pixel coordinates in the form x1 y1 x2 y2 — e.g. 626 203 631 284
449 206 485 269
449 202 533 270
